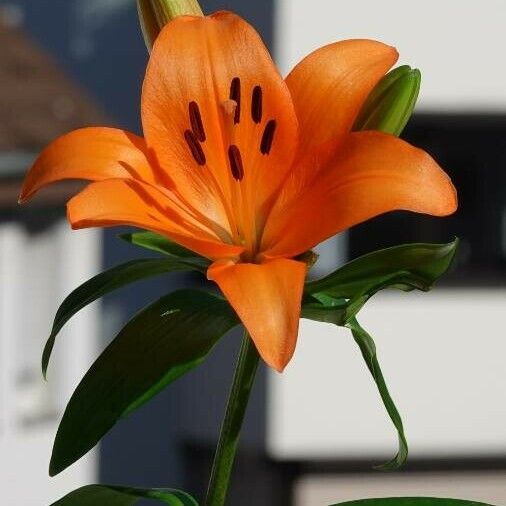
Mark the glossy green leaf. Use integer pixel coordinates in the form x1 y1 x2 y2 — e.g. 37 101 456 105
120 231 209 264
51 484 198 506
301 293 349 326
50 289 239 477
301 292 370 327
354 65 421 136
43 257 207 379
347 318 408 471
306 240 458 300
331 498 494 506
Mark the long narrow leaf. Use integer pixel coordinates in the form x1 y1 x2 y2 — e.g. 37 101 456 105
51 484 199 506
50 289 239 476
306 240 458 299
347 318 408 471
119 231 208 262
301 242 458 472
43 257 206 378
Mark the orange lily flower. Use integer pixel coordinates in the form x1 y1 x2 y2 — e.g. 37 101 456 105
19 12 456 372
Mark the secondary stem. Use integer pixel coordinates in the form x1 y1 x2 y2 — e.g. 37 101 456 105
204 330 260 506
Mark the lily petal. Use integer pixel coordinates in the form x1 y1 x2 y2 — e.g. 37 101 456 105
19 127 156 203
208 259 306 372
262 131 457 258
68 178 244 261
142 11 298 237
286 39 398 156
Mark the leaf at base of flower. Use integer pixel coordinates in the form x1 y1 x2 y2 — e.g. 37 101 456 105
305 239 458 301
302 240 458 329
119 231 209 263
301 241 459 472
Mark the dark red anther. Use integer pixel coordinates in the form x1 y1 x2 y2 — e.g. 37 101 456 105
189 101 206 142
260 120 277 155
251 85 263 124
228 145 244 181
184 130 206 166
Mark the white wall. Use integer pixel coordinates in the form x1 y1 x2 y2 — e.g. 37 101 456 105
0 221 100 505
276 0 506 112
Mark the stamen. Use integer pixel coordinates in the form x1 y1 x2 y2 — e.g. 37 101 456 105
251 85 263 124
229 77 241 124
184 130 206 166
189 101 206 142
260 120 277 155
228 145 244 181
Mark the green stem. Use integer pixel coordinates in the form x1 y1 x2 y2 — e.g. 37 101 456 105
204 331 260 506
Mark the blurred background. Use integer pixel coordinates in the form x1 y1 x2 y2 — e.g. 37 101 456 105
0 0 505 505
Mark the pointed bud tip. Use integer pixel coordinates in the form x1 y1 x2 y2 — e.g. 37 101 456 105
411 68 421 80
354 64 422 136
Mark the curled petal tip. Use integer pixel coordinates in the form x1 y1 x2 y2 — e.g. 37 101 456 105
18 186 30 204
271 358 289 374
444 180 458 215
254 333 297 373
258 347 291 373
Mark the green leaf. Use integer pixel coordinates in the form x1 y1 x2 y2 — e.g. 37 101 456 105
43 257 207 379
303 241 458 328
347 318 408 471
331 498 495 506
50 289 239 477
120 231 209 264
51 484 198 506
306 240 458 300
301 294 349 326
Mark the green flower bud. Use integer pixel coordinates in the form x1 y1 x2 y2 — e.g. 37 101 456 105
137 0 204 52
353 65 421 137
